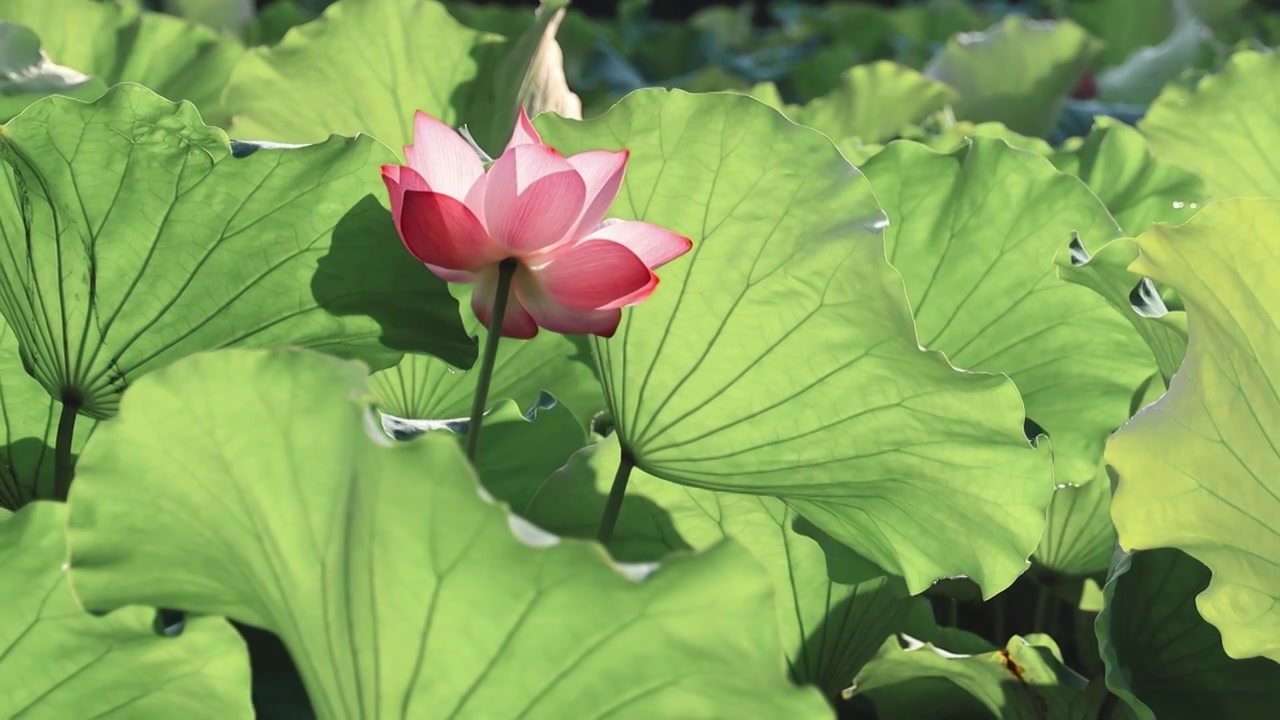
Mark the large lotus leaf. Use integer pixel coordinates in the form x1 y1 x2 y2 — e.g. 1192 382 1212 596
1033 464 1115 578
788 61 959 145
847 632 1088 719
1107 198 1280 663
0 0 244 126
923 16 1102 137
1056 238 1187 384
1 502 252 718
225 0 569 155
0 22 106 123
369 290 603 428
0 84 474 421
526 433 921 695
535 89 1053 597
65 348 832 719
0 318 94 508
1097 548 1280 719
861 138 1155 488
1141 50 1280 200
1050 117 1206 237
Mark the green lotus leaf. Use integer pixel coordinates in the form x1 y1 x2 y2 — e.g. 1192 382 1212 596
243 0 312 46
901 121 1053 156
526 433 922 695
882 0 986 67
1141 50 1280 199
861 138 1154 488
1033 464 1115 578
0 0 244 126
161 0 255 34
923 16 1102 137
1 502 252 718
787 61 959 145
847 632 1088 719
1094 6 1210 105
535 89 1053 597
0 318 94 508
0 21 106 123
1050 117 1207 237
1055 237 1187 384
225 0 571 155
369 288 603 428
1067 0 1179 67
1107 198 1280 663
1096 548 1280 719
0 84 474 421
380 397 588 512
65 348 831 719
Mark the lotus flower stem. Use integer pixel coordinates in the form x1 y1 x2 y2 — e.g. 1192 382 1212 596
52 398 79 500
464 258 518 462
596 447 636 544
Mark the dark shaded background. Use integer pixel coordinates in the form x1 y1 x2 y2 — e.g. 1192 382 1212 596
488 0 1280 20
257 0 1280 22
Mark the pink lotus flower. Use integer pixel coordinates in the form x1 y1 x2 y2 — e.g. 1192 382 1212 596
382 108 692 339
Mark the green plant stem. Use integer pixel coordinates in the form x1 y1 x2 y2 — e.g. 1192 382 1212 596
52 398 80 501
596 448 636 544
464 259 517 463
1033 583 1052 633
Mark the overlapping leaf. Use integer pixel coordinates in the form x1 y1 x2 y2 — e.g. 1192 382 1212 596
0 0 244 126
902 121 1053 157
1 502 252 718
1141 50 1280 199
848 632 1089 719
0 21 104 123
781 61 959 145
370 289 603 427
1033 464 1115 578
1051 117 1206 237
527 433 921 695
1107 198 1280 662
380 398 588 513
536 90 1053 597
0 84 474 420
1056 238 1187 384
923 16 1102 137
1096 548 1280 719
861 138 1155 488
224 0 572 154
1067 0 1181 67
65 348 831 719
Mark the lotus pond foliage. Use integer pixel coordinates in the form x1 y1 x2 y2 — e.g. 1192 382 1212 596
0 0 1278 718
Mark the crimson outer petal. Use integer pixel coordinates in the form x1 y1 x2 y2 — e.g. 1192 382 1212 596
398 190 505 270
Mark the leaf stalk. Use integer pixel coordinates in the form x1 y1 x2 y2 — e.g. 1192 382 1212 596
52 396 80 501
596 447 636 545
